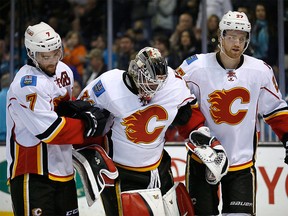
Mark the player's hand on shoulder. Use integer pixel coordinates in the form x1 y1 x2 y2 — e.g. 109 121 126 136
81 107 110 137
79 110 98 137
56 100 92 118
56 100 110 138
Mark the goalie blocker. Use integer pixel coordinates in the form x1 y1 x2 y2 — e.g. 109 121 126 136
72 144 118 206
186 127 229 184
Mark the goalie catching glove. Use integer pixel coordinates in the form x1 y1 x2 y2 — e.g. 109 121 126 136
186 127 229 185
56 100 110 137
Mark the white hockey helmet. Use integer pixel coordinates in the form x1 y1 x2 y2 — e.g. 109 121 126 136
128 47 168 105
24 22 62 59
219 11 251 54
219 11 251 34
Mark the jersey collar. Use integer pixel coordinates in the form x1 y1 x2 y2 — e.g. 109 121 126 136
216 52 244 70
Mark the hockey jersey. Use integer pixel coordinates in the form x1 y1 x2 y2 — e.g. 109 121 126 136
78 67 203 171
6 61 87 182
178 53 288 169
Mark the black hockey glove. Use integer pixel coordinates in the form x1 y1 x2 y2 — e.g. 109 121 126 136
79 107 110 138
57 100 110 137
56 100 92 118
79 110 98 137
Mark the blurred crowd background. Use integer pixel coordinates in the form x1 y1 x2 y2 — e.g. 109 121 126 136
0 0 288 142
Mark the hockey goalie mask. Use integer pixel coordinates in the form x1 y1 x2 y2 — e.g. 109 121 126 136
24 22 63 73
219 11 251 54
128 47 168 105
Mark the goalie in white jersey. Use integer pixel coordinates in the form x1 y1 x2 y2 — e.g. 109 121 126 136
77 47 229 215
6 22 106 216
177 11 288 215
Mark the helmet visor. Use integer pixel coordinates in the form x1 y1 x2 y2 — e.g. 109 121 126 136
35 48 63 65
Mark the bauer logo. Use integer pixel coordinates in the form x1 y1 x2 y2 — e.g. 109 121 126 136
93 80 105 97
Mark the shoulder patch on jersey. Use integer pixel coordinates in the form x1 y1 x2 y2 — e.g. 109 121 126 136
176 67 185 76
93 80 105 97
20 75 37 88
185 55 198 65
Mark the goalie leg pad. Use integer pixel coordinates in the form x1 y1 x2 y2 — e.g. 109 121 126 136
162 183 180 216
163 183 195 216
121 188 165 216
175 182 195 216
72 144 118 206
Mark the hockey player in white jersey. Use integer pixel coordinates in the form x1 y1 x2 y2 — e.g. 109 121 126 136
6 22 108 216
177 11 288 215
77 47 229 216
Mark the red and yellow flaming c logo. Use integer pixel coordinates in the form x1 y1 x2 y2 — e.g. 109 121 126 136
208 88 250 125
121 105 168 144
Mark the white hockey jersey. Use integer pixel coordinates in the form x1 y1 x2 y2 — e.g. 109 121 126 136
178 53 288 169
78 67 197 171
6 61 88 182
